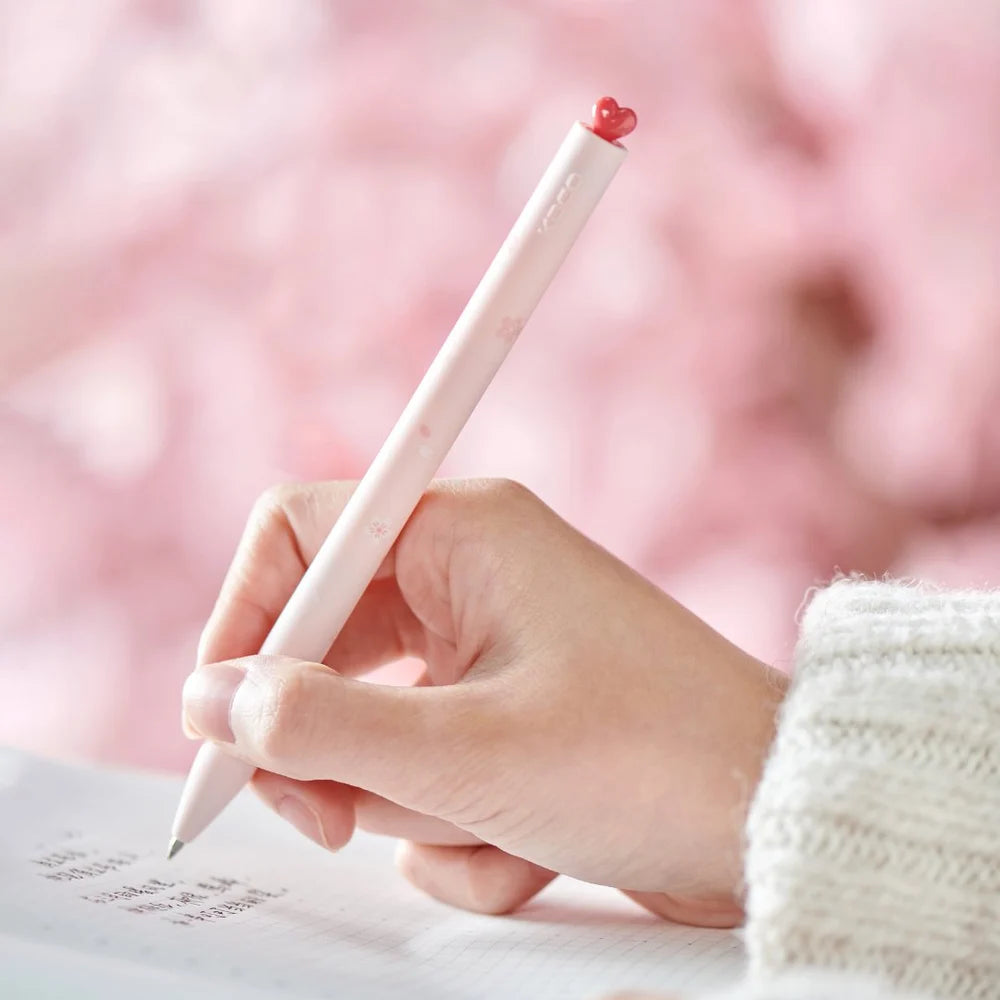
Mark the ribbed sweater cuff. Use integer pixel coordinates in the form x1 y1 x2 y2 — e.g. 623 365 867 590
743 580 1000 1000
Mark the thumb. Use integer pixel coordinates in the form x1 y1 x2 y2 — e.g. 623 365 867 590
183 655 492 814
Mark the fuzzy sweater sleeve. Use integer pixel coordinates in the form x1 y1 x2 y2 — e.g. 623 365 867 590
713 580 1000 1000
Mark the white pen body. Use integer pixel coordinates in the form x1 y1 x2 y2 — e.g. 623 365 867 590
172 121 628 847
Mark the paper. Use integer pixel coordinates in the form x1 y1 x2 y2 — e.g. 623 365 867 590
0 749 745 999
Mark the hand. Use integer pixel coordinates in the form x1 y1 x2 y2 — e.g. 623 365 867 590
183 479 787 925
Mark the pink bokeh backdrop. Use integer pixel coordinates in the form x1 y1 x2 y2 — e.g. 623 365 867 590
4 0 1000 772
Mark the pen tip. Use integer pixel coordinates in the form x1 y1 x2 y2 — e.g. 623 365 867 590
167 838 184 860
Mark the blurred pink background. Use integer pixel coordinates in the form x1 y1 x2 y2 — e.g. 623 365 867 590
4 0 1000 772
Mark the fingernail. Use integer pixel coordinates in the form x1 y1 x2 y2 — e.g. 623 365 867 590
277 796 330 850
182 662 245 743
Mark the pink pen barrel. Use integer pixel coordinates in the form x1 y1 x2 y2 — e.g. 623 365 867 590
171 119 630 849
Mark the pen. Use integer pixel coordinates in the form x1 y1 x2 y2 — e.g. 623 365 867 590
169 96 637 857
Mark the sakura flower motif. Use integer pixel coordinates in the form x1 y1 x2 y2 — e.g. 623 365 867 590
495 316 525 343
367 519 390 541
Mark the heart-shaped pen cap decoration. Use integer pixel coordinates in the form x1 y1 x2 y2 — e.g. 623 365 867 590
590 96 637 143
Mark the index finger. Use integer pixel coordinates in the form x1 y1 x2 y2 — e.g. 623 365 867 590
195 482 420 674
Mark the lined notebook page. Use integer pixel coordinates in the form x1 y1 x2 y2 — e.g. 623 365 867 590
0 749 745 999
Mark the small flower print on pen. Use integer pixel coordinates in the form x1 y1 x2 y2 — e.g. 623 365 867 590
368 520 390 541
496 316 525 343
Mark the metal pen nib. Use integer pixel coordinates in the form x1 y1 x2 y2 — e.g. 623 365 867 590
167 838 184 860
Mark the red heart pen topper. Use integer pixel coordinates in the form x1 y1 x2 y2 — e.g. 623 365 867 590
590 96 637 143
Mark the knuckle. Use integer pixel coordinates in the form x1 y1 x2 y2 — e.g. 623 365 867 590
485 477 534 506
477 480 541 542
420 478 538 538
244 485 301 554
463 479 537 565
456 477 535 514
244 483 320 570
252 670 309 766
461 478 537 538
430 477 534 512
250 483 301 523
248 481 357 552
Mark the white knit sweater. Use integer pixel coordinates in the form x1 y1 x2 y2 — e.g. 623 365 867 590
702 580 1000 1000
